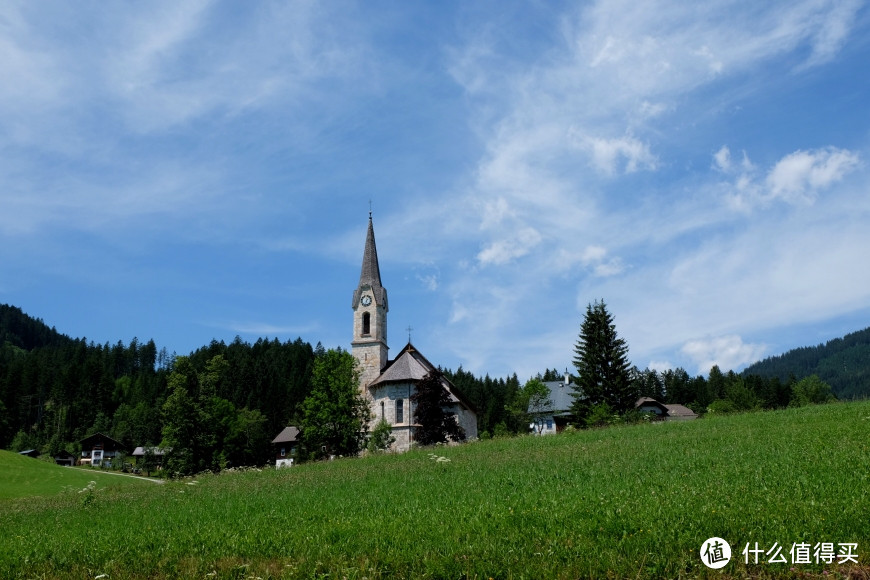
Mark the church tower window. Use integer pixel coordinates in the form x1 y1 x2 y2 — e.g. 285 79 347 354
362 312 371 336
396 399 404 424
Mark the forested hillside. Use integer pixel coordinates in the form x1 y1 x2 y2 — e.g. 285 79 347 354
0 304 317 463
3 301 866 465
743 327 870 399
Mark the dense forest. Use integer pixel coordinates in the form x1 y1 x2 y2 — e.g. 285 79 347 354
0 304 317 463
1 303 866 463
742 326 870 399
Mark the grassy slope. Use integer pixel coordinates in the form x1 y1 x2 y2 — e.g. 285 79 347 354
0 451 155 499
1 402 868 579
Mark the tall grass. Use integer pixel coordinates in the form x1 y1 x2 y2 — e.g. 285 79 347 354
1 401 868 579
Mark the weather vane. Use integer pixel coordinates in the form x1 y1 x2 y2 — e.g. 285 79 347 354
406 325 413 343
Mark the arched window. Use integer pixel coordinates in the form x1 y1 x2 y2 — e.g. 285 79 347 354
395 399 404 424
362 312 371 335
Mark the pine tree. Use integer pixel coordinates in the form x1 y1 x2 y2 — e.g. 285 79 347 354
412 370 465 445
572 300 635 414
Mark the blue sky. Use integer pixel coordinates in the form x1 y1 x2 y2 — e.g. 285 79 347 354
2 0 869 381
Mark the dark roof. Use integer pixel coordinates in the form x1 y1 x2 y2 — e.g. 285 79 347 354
369 342 477 413
80 432 126 451
529 379 582 415
351 216 388 310
19 449 40 457
636 397 697 418
636 397 669 413
271 426 300 445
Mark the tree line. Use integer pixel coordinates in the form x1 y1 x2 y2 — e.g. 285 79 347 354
0 301 850 472
0 305 467 474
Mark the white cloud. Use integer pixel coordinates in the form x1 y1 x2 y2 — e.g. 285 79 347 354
583 134 658 175
681 335 767 375
416 274 438 292
477 227 543 266
765 147 861 203
648 360 673 373
721 146 861 210
713 145 731 172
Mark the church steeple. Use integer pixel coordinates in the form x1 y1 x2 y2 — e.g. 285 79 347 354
352 214 388 311
352 213 389 392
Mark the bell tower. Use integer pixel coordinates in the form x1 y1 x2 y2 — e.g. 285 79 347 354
351 213 389 392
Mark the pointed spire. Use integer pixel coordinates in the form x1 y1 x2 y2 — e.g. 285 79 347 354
352 213 388 310
358 214 383 288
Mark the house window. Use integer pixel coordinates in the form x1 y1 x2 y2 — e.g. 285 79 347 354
280 447 286 457
396 399 404 424
546 419 553 431
362 312 371 335
380 401 385 420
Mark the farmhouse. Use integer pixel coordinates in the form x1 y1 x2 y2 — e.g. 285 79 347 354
54 449 76 466
80 432 125 467
635 397 698 421
351 214 477 451
131 446 169 470
271 425 300 467
528 374 582 434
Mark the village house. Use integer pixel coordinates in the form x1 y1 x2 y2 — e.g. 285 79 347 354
131 446 170 471
528 374 582 434
79 433 125 467
271 426 300 468
635 397 698 421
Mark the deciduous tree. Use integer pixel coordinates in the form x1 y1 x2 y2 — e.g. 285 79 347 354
300 348 369 459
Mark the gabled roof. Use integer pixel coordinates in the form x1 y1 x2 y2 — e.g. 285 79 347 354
636 397 669 413
636 397 698 419
529 378 582 415
272 426 300 444
369 342 476 413
664 404 697 418
80 432 126 451
351 215 388 309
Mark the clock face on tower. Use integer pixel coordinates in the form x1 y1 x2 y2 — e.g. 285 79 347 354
360 294 372 306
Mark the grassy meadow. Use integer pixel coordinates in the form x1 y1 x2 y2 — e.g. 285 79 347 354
1 401 869 579
0 451 156 500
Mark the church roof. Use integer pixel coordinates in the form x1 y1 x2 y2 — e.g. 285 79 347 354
352 215 388 309
369 342 477 412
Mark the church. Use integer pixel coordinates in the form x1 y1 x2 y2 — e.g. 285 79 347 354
351 214 478 451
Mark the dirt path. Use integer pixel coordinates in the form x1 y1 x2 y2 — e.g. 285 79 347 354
69 467 164 484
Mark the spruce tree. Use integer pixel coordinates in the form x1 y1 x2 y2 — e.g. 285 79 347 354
412 370 465 445
572 300 635 414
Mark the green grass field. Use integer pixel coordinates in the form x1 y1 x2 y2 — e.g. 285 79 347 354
0 451 157 499
2 402 868 579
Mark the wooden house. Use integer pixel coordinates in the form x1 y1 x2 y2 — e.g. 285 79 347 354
79 433 126 467
271 426 300 468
